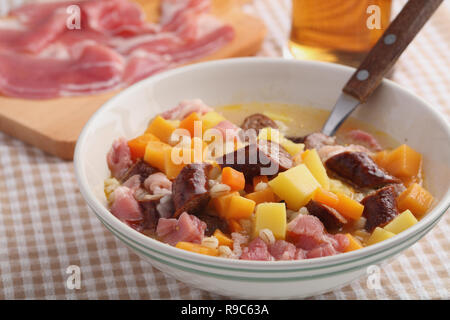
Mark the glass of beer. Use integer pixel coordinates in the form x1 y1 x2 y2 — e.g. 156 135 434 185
288 0 392 67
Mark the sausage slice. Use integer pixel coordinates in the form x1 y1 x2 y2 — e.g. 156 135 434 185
306 200 348 232
241 113 278 135
361 185 399 232
217 140 292 180
325 151 401 189
121 158 159 183
172 163 212 217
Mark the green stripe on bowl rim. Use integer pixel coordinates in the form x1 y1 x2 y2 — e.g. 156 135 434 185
101 215 437 282
93 206 443 278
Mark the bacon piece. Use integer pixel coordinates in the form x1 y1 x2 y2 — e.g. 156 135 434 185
122 174 141 192
168 24 235 63
0 0 235 99
107 138 133 180
160 99 213 120
240 238 273 261
286 214 349 258
156 212 206 245
144 172 172 195
122 52 172 85
214 120 241 141
7 8 69 54
269 240 297 261
345 129 382 152
110 186 143 223
0 44 124 99
306 243 337 259
81 0 146 36
304 133 336 150
287 215 326 250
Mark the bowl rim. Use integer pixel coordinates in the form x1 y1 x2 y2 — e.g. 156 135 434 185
74 57 450 271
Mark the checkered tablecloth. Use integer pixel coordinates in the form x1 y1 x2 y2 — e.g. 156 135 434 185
0 0 448 300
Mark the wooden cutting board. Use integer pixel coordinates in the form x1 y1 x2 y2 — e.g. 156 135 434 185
0 0 266 160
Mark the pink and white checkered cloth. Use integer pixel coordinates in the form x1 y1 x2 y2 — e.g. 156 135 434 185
0 0 448 299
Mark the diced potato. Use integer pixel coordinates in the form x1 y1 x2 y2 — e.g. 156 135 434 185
146 115 177 144
258 127 284 144
397 183 434 217
383 210 418 234
384 144 422 178
281 139 305 157
201 111 226 131
366 227 396 246
144 141 171 172
253 202 287 240
212 191 240 217
345 233 363 252
301 149 330 190
329 178 354 198
268 164 321 210
225 196 256 220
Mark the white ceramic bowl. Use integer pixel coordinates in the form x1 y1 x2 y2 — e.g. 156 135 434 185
74 58 450 299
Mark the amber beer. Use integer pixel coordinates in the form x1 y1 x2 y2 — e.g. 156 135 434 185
288 0 392 67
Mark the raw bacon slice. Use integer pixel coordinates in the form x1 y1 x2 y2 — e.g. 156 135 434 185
0 0 235 99
0 43 124 99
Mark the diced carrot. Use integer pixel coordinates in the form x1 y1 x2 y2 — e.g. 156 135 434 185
224 196 256 220
228 219 243 233
244 187 276 205
175 242 219 256
127 133 160 161
252 175 269 189
212 191 240 217
312 188 339 208
345 233 363 252
335 192 364 220
213 229 234 248
221 167 245 191
146 115 177 144
144 141 171 172
179 112 202 137
397 183 434 217
384 144 422 178
372 150 390 168
164 146 191 179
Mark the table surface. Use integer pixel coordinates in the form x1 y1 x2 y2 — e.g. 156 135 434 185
0 0 449 300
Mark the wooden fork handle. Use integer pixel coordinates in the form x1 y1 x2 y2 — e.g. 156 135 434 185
343 0 443 103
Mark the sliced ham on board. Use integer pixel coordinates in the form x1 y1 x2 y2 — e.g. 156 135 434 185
0 0 235 99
